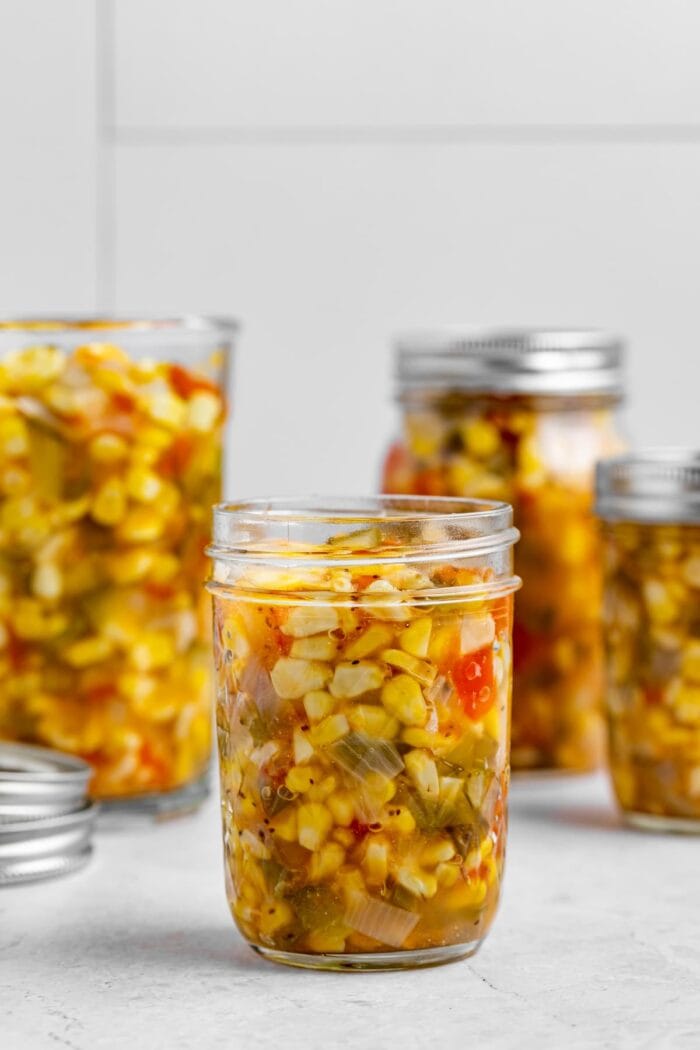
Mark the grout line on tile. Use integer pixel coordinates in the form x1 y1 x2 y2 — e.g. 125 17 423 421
95 0 116 310
110 123 700 147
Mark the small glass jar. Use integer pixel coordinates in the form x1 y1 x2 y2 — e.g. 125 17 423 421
0 317 236 812
382 328 625 772
207 496 520 971
596 451 700 832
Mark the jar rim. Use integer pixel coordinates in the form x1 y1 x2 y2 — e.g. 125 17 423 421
596 449 700 524
207 495 520 576
394 326 624 398
0 315 239 336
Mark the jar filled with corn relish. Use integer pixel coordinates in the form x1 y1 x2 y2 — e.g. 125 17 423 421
382 328 625 773
0 317 235 813
207 497 520 970
596 451 700 832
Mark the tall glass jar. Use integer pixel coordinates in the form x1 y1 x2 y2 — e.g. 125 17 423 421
0 317 236 813
597 451 700 832
207 496 520 970
382 329 625 772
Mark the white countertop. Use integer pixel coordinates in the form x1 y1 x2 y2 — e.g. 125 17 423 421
2 773 699 1050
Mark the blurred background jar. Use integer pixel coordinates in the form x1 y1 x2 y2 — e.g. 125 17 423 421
382 328 625 773
0 317 235 813
597 451 700 831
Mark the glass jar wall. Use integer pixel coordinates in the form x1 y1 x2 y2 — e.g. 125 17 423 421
382 329 625 772
0 318 235 812
207 496 520 970
597 451 700 831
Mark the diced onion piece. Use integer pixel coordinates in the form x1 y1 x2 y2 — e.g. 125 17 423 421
460 615 496 655
344 894 419 949
330 731 404 781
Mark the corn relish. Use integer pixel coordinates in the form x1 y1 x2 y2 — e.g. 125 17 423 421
383 329 625 772
208 497 520 970
597 452 700 831
0 319 233 808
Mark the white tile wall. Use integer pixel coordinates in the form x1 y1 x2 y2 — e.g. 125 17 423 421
0 1 698 497
0 1 97 311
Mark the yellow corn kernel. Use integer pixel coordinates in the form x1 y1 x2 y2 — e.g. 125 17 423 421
404 749 440 799
428 625 459 668
106 548 155 584
396 867 438 899
482 706 501 740
463 417 501 459
332 827 355 848
91 477 127 527
306 775 337 803
149 552 180 583
335 868 367 906
344 623 395 660
309 842 346 882
140 390 187 430
125 466 163 503
0 465 30 495
88 432 129 464
329 661 386 699
258 899 294 938
187 391 222 432
31 562 62 601
381 674 427 726
682 641 700 684
285 765 319 794
64 636 114 668
270 657 332 700
303 690 335 723
290 635 338 661
643 578 678 625
363 838 389 885
327 791 355 826
436 862 461 888
382 805 416 834
129 632 176 672
297 803 333 851
444 878 488 910
420 838 456 867
399 617 432 659
682 553 700 588
0 415 29 457
347 704 400 739
293 727 315 765
380 648 436 686
401 727 454 752
306 929 347 953
11 600 67 640
3 345 66 390
362 772 397 811
309 713 350 747
117 671 156 704
280 606 339 638
271 807 298 843
116 507 165 544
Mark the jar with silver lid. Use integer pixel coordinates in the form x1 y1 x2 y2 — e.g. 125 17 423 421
382 328 626 773
596 450 700 831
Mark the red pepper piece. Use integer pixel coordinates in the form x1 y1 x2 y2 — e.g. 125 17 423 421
450 646 495 720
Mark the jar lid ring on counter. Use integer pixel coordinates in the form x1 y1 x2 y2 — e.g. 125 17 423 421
596 449 700 524
0 743 96 884
394 327 624 397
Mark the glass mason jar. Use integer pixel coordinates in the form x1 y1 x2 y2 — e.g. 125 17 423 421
596 451 700 832
207 496 520 971
0 317 236 812
382 328 625 773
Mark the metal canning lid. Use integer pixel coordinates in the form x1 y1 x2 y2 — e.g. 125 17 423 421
596 450 700 524
394 327 624 397
0 743 95 884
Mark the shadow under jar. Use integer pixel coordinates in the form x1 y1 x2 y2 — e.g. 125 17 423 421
0 318 235 814
382 329 625 773
207 496 520 971
597 451 700 833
